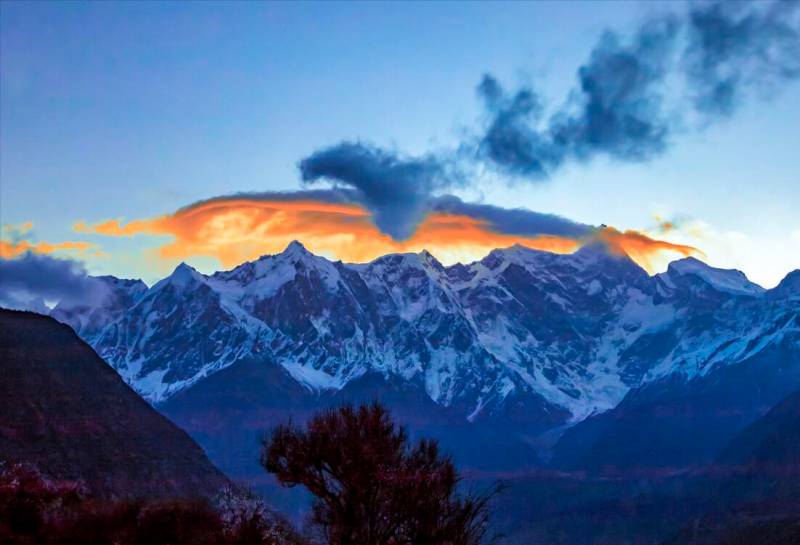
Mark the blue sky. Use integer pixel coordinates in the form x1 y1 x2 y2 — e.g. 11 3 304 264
1 1 799 287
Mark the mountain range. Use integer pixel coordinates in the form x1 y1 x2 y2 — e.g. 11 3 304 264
51 242 796 412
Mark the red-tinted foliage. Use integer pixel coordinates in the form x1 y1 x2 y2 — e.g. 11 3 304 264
0 462 85 544
0 462 303 545
261 403 497 545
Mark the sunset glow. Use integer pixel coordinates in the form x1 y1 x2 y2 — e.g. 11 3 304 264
0 239 98 259
75 197 701 273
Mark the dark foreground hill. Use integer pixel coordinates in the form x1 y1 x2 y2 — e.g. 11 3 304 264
0 309 229 500
480 388 800 545
719 389 800 471
665 390 800 545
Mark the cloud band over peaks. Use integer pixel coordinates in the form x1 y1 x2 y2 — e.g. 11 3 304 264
74 191 699 274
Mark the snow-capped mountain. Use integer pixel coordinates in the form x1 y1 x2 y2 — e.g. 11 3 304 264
51 242 799 424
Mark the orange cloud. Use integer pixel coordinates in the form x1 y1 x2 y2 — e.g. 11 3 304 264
0 239 99 259
598 227 702 272
1 221 102 259
75 198 701 273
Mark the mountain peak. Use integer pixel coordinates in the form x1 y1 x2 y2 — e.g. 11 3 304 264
164 262 205 288
572 240 636 264
281 240 313 259
484 244 548 265
95 275 148 290
418 249 444 270
771 269 800 298
366 251 438 273
668 256 704 270
666 257 764 296
574 240 609 256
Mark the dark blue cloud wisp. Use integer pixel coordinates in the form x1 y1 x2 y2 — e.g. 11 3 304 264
477 16 678 179
298 142 461 240
430 195 593 239
684 0 800 118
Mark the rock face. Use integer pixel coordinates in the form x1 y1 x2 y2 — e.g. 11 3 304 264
50 242 800 473
0 309 230 500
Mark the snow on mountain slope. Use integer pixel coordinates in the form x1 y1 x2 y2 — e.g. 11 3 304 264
658 257 765 297
50 241 798 425
88 262 272 402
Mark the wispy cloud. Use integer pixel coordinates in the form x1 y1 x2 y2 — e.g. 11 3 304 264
476 15 678 178
684 0 800 118
1 222 101 259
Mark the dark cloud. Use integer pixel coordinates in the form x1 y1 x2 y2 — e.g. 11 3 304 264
477 15 679 178
555 16 679 161
298 142 461 240
430 195 594 239
176 188 356 213
684 0 800 118
0 253 109 313
475 75 560 178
